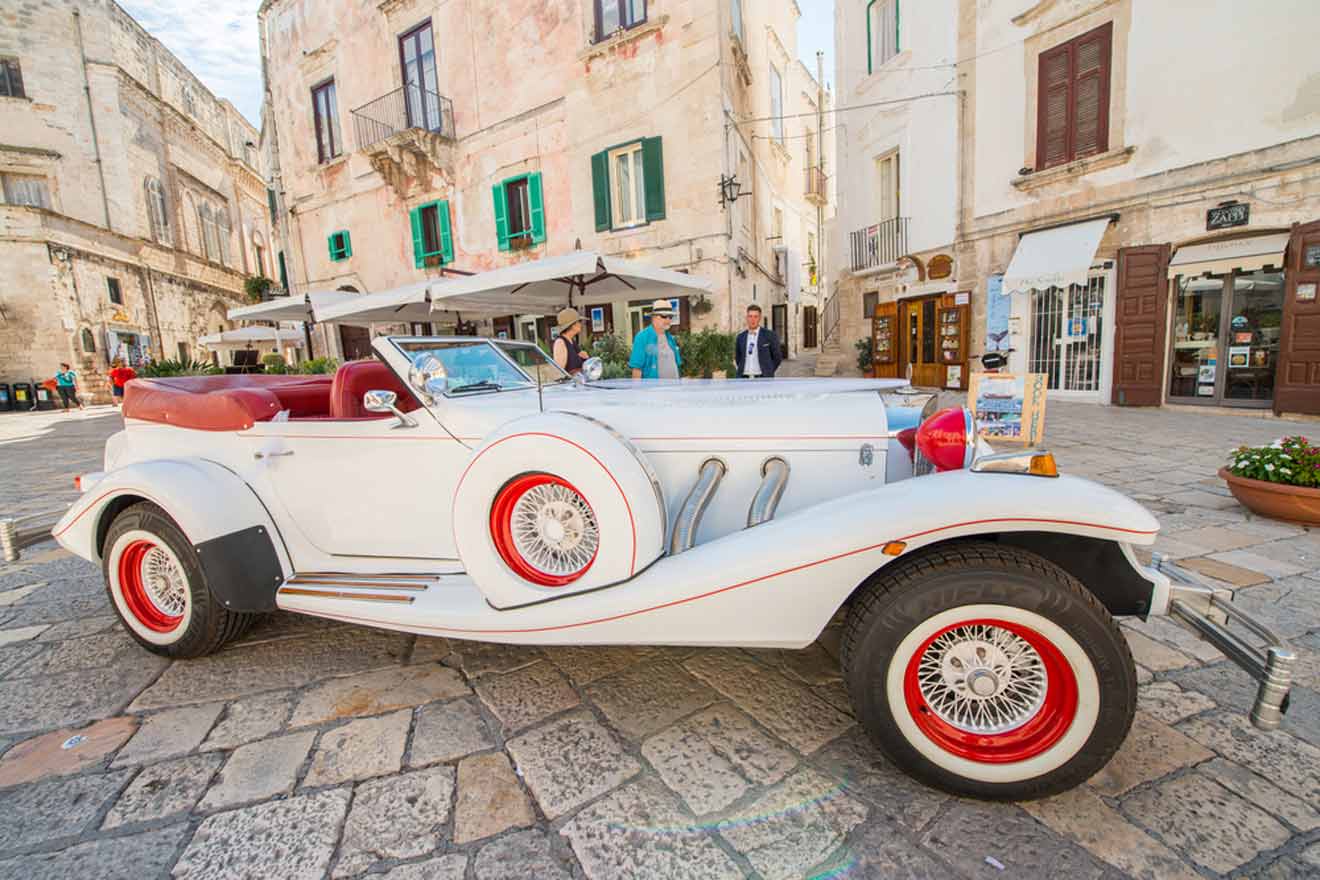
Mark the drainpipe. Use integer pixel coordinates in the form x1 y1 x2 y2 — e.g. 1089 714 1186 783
73 10 113 232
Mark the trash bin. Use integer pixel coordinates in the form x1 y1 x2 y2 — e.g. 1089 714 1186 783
33 381 55 411
0 383 11 412
11 382 32 410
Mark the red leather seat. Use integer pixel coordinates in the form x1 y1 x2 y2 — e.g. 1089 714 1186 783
329 360 421 419
124 375 332 431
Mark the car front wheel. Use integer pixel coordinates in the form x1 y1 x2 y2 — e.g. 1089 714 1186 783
103 502 253 658
842 541 1136 800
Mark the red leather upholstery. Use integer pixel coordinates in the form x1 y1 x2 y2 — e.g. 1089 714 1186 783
123 375 333 431
329 360 421 419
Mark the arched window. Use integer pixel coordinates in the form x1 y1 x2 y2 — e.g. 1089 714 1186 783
80 327 96 353
197 202 212 260
216 208 232 266
145 178 170 243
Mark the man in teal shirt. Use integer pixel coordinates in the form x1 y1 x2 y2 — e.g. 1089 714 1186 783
629 299 682 379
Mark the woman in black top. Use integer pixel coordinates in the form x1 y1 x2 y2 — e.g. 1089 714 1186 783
552 307 585 374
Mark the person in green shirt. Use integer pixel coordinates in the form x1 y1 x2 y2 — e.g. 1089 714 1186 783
628 299 682 380
54 363 84 412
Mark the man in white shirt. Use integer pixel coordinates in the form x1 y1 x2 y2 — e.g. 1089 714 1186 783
735 304 782 378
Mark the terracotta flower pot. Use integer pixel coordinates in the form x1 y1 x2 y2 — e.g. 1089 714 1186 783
1218 467 1320 526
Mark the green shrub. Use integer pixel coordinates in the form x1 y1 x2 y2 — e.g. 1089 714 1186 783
261 353 288 374
138 358 220 377
297 357 339 375
244 276 276 303
676 328 736 378
855 337 873 372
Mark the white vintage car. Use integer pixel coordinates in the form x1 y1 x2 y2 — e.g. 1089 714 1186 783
53 336 1293 800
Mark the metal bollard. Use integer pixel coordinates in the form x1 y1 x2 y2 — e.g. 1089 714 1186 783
0 519 18 563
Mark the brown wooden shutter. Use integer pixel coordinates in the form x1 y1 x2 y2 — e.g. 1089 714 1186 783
1037 45 1072 169
1111 244 1170 406
1275 220 1320 415
1072 23 1112 160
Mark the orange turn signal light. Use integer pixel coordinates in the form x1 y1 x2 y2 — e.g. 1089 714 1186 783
1028 453 1059 477
882 541 907 556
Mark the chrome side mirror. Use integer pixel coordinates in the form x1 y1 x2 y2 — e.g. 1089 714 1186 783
408 352 448 402
364 389 417 429
581 356 604 382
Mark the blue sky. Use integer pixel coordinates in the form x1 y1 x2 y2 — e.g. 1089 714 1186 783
120 2 835 127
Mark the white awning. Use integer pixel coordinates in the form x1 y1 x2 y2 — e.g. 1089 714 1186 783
1002 218 1112 293
315 281 437 324
428 250 713 317
227 290 359 323
1168 233 1289 279
198 325 305 350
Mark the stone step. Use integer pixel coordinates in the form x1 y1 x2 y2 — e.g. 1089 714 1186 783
814 356 838 377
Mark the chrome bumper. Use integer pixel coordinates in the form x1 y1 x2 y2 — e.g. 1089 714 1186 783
0 508 67 563
1151 553 1294 730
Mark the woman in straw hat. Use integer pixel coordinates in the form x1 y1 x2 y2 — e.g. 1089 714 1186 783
552 307 586 374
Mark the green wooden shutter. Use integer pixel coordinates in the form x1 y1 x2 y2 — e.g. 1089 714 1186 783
642 137 665 222
341 231 351 258
409 207 425 269
438 200 454 263
492 183 509 251
591 150 611 231
277 251 288 290
528 172 545 244
327 233 336 260
266 188 278 222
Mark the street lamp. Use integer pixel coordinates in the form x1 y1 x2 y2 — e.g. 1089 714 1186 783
719 174 750 209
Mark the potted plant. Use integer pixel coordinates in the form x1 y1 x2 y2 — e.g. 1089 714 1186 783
1220 436 1320 525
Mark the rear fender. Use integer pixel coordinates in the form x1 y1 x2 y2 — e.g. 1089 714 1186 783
53 458 290 612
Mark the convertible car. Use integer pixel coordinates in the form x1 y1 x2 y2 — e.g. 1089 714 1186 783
53 336 1293 800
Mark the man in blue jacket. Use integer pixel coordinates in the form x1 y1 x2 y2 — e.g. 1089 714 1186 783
629 299 683 379
735 304 782 378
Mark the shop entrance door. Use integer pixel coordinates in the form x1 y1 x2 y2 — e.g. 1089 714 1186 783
1028 277 1108 396
803 306 818 349
899 296 942 387
1276 219 1320 414
1168 270 1285 407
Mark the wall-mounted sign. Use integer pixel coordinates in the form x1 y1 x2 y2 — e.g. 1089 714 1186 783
1298 282 1318 303
590 306 605 332
1206 203 1249 231
928 254 954 280
110 308 130 324
895 255 925 284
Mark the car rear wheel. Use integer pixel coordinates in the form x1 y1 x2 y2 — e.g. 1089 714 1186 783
103 502 253 658
842 541 1136 800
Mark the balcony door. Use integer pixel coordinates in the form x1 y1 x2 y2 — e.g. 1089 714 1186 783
400 21 441 133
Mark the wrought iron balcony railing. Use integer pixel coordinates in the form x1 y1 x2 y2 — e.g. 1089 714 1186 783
805 166 827 202
849 217 909 272
351 86 455 151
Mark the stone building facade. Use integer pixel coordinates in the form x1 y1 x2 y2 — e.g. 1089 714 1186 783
832 0 1320 414
259 0 832 362
0 0 273 403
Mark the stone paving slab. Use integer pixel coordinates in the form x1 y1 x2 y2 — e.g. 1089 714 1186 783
3 400 1320 878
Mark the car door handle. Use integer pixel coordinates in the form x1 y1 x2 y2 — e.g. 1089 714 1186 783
254 450 294 460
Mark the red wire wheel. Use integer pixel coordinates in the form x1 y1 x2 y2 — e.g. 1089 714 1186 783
117 539 186 633
902 617 1078 764
490 473 600 587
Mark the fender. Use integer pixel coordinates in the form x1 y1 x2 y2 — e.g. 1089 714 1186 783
52 458 291 612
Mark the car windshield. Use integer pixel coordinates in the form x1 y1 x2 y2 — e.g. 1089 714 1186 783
393 338 568 395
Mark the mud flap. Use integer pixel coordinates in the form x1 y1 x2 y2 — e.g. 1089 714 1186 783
195 525 285 612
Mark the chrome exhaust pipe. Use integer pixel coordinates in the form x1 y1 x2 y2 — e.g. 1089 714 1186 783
746 457 789 528
669 458 726 555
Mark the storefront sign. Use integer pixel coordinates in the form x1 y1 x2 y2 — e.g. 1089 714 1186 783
1206 203 1249 231
954 291 969 306
928 254 954 280
1298 282 1317 303
968 372 1047 445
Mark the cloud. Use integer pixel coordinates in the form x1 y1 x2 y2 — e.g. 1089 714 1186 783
117 0 264 127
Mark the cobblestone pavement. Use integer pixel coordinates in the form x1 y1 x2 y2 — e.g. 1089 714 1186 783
1 402 1319 879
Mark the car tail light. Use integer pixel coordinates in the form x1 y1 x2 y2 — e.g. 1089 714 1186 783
915 407 975 472
896 428 916 460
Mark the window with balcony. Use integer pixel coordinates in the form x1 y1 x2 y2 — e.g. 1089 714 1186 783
867 0 899 73
145 177 170 243
312 79 342 163
1036 22 1112 170
493 173 544 250
107 277 123 305
328 230 352 261
399 21 443 133
769 64 784 143
591 138 665 231
410 200 453 267
0 57 25 98
595 0 646 42
876 150 900 220
2 174 49 208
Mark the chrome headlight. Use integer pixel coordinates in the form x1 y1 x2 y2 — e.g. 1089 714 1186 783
581 356 604 382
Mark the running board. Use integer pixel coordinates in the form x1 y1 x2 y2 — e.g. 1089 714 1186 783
278 572 448 605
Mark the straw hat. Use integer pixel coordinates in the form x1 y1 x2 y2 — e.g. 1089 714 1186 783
555 307 582 331
649 299 675 317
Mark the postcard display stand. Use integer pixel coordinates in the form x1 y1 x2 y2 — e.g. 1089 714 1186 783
939 304 969 390
968 372 1048 445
